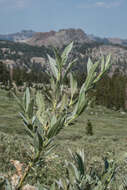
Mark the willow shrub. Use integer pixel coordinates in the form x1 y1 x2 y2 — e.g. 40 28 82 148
2 42 111 189
55 149 117 190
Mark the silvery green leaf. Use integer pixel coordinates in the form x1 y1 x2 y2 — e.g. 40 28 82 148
50 183 56 190
65 103 78 124
70 73 77 99
78 149 85 164
43 138 54 148
69 162 80 181
19 112 29 126
76 92 88 116
32 115 36 125
50 77 56 93
37 129 44 151
51 115 57 127
34 129 43 152
87 58 93 74
83 60 100 93
79 71 93 96
27 99 34 119
44 144 57 157
93 55 111 84
36 92 46 125
75 152 85 177
101 56 105 72
47 117 65 138
63 58 77 81
25 87 30 113
36 91 45 113
62 42 73 65
105 54 111 69
23 88 26 107
79 81 86 97
58 178 68 190
48 54 58 80
54 48 62 69
24 127 34 138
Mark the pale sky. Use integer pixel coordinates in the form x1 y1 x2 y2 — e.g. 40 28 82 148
0 0 127 38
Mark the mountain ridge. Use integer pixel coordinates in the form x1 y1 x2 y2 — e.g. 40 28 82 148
0 28 127 47
0 30 35 42
0 28 127 77
25 28 92 47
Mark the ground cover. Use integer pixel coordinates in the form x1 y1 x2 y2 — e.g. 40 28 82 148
0 89 127 187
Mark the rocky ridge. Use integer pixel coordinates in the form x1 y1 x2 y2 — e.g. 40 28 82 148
0 28 127 75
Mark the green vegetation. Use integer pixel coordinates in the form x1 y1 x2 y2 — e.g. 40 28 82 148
90 71 127 110
1 90 127 189
0 42 127 189
0 61 49 86
55 149 116 190
0 40 53 60
85 120 93 135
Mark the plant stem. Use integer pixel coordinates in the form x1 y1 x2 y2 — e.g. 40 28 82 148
16 162 33 190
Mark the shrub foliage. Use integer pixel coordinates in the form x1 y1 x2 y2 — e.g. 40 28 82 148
0 42 112 189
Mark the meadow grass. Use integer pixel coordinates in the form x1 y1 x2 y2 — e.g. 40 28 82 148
0 89 127 185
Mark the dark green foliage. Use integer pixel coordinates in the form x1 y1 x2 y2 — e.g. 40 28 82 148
0 40 53 61
93 71 127 110
0 62 10 84
11 66 49 85
86 120 93 136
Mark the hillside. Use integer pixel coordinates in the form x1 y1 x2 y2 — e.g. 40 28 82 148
76 43 127 75
0 30 35 42
0 40 53 71
25 28 92 47
0 29 127 76
1 28 127 47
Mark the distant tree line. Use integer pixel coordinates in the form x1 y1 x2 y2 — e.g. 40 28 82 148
0 62 49 86
0 61 127 110
73 67 127 111
0 62 10 84
0 40 53 61
89 70 127 110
